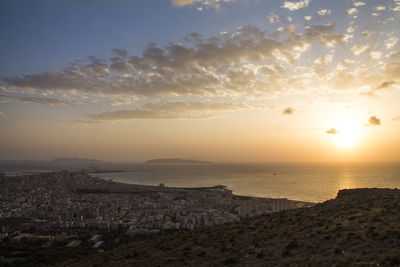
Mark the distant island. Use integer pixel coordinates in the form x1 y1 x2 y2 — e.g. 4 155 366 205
88 169 135 174
145 158 212 164
53 157 101 162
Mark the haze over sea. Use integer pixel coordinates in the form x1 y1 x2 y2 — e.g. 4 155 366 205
93 162 400 203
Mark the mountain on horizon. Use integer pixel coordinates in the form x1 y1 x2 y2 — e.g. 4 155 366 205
52 157 101 162
145 158 212 164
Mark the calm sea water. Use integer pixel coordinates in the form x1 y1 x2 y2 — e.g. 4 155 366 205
93 163 400 203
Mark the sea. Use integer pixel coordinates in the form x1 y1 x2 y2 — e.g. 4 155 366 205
1 162 399 203
91 162 400 203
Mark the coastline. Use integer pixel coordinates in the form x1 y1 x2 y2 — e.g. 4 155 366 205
3 162 400 203
1 171 315 232
2 171 400 266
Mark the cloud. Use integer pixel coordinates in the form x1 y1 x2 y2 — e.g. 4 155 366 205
347 26 355 33
171 0 236 10
375 81 396 89
353 1 365 7
0 112 7 119
336 59 355 70
303 23 348 47
267 13 281 24
0 92 86 106
111 48 129 58
393 0 400 11
172 0 196 7
367 116 381 126
383 62 400 79
109 57 134 74
392 115 400 121
361 31 374 38
375 5 386 11
2 24 348 99
281 0 311 11
108 96 136 106
385 37 399 49
326 128 339 134
0 18 396 110
83 101 260 122
346 7 358 15
317 9 331 19
312 54 333 75
387 51 400 59
282 107 294 115
369 51 382 59
314 55 332 66
351 44 369 55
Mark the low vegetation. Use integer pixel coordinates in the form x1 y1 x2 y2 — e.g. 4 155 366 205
58 188 400 266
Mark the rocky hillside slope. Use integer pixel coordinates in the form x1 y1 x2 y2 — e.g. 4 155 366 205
61 188 400 266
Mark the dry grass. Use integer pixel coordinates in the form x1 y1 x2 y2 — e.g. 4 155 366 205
60 188 400 266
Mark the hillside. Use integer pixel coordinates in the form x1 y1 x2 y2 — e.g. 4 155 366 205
61 188 400 266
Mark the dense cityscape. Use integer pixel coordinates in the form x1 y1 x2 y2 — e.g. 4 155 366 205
0 171 312 264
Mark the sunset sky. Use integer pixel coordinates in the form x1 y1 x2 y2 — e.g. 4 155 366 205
0 0 399 162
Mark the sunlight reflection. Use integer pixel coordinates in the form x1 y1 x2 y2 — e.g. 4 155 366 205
337 170 356 190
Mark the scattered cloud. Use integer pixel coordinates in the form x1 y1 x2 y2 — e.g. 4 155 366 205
282 107 294 115
346 7 358 15
83 101 261 122
393 0 400 11
326 128 339 134
361 31 374 38
383 62 400 79
0 92 88 106
347 26 355 33
0 4 398 114
375 81 396 90
353 1 365 7
267 13 281 24
367 116 381 126
172 0 196 7
171 0 236 10
1 24 351 100
108 96 136 106
336 59 355 70
369 51 382 59
351 44 369 55
111 48 129 58
281 0 311 11
364 80 396 97
387 51 400 59
375 5 386 11
314 55 332 66
385 37 399 49
317 9 332 19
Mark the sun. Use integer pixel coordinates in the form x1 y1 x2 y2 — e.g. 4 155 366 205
334 128 357 148
326 112 363 148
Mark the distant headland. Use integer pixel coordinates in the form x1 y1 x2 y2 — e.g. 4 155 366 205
52 157 101 162
145 158 212 164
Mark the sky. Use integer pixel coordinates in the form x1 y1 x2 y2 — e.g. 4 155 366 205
0 0 399 162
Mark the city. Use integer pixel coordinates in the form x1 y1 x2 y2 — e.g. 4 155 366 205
0 171 313 264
